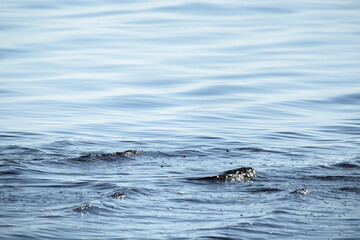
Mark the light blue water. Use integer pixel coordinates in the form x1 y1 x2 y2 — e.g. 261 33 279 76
1 1 360 239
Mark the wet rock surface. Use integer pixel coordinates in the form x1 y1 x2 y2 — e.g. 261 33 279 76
193 167 258 181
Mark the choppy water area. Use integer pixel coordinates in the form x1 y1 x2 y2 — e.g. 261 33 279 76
1 0 360 239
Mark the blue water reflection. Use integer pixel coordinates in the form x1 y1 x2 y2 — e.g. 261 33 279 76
1 0 360 239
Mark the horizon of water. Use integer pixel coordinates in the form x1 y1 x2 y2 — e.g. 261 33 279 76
1 1 360 239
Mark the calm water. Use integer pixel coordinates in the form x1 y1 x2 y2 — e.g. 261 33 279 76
1 1 360 239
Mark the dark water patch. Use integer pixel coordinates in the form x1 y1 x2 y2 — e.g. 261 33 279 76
14 180 119 190
0 89 15 95
64 9 134 19
0 161 50 179
1 188 89 206
0 166 25 176
0 48 33 60
338 187 360 193
246 187 283 194
177 84 257 97
191 167 257 182
0 134 19 139
98 94 176 110
271 210 290 215
320 124 360 136
155 3 239 16
234 147 284 154
172 196 240 205
309 175 360 182
210 71 306 81
196 135 224 140
273 131 315 140
346 118 360 126
86 181 119 191
16 179 111 189
155 2 294 16
329 161 360 169
331 92 360 105
248 6 295 14
13 3 58 10
2 131 43 137
0 24 25 31
304 92 360 111
0 169 22 176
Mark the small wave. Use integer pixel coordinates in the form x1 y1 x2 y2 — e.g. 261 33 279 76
1 145 43 154
0 134 19 139
273 131 315 140
330 162 360 169
108 187 153 199
338 187 360 193
247 187 283 193
164 149 206 158
73 150 142 161
311 175 360 181
73 204 94 213
0 169 22 176
320 124 360 136
72 203 117 215
109 191 126 200
235 147 283 154
331 92 360 105
154 2 294 16
73 204 102 214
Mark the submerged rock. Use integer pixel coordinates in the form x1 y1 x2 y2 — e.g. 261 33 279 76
93 150 141 157
292 188 310 195
109 192 126 200
195 167 257 181
74 150 142 161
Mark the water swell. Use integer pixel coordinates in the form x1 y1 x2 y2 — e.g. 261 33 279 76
72 203 117 215
72 150 142 162
329 161 360 169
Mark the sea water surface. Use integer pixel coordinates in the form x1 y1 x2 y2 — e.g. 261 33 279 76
1 0 360 239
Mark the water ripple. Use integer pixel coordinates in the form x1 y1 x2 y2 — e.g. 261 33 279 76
1 0 360 239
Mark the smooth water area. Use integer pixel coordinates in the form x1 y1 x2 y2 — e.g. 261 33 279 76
1 1 360 239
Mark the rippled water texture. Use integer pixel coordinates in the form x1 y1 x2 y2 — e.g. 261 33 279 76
1 1 360 239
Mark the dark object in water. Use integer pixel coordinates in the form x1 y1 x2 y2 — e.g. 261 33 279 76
109 192 126 200
194 167 257 181
291 188 310 195
74 150 142 161
93 150 140 157
73 204 94 213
